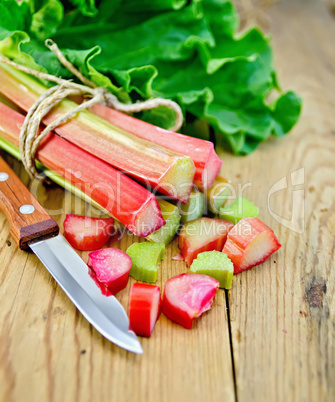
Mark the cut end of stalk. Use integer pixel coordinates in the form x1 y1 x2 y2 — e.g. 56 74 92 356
179 190 205 224
159 156 195 203
206 176 231 214
133 196 166 237
201 147 223 189
147 199 181 245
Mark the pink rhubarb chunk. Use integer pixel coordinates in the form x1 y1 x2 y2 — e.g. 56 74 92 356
87 248 132 296
222 217 281 274
63 214 114 251
162 273 219 329
178 218 233 266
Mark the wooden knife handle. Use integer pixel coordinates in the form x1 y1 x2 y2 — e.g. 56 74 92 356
0 157 59 249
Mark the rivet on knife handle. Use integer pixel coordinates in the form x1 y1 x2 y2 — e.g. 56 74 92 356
0 156 59 249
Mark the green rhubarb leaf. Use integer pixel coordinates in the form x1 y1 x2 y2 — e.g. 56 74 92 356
0 0 302 155
134 105 180 130
219 196 259 224
67 0 98 17
126 242 165 283
16 40 131 101
0 0 31 33
179 190 205 224
54 4 214 69
0 31 48 75
30 0 64 41
190 250 234 289
0 0 43 72
271 91 303 137
0 0 129 100
111 65 157 99
122 0 188 13
147 199 181 245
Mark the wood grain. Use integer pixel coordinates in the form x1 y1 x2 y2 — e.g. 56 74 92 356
0 0 334 401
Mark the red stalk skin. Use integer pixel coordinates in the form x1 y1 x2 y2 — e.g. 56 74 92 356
162 294 193 329
0 102 165 237
222 217 281 274
0 66 195 203
88 103 222 189
129 283 161 337
178 219 234 266
161 273 219 329
63 214 115 251
180 237 226 267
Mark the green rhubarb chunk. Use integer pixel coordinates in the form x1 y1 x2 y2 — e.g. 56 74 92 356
126 242 165 283
147 199 181 245
206 176 231 214
219 196 259 224
179 190 205 224
190 251 234 289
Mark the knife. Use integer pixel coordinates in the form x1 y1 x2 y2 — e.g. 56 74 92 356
0 156 143 354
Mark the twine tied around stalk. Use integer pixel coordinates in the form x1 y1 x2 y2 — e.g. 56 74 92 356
0 39 183 179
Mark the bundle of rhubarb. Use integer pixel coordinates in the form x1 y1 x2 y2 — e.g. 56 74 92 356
0 60 225 237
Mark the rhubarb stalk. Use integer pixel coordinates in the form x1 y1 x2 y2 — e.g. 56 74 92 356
88 103 222 189
0 101 165 237
0 63 195 203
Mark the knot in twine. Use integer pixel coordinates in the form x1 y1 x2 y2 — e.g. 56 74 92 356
0 39 183 179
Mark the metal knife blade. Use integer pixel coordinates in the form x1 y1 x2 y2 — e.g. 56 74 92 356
30 235 143 354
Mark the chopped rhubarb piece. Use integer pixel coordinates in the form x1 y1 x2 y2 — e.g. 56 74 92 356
0 102 165 237
222 217 281 274
190 251 234 289
178 218 233 266
63 214 114 251
162 273 219 329
129 283 161 337
88 103 222 189
0 64 195 203
179 190 205 224
126 242 165 283
219 196 259 224
147 199 181 245
205 176 231 214
87 248 132 296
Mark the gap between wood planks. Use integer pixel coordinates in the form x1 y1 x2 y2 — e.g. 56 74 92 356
225 290 238 402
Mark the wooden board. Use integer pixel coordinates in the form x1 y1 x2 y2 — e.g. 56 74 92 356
0 0 334 401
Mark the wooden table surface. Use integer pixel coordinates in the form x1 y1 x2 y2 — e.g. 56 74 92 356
0 1 334 401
